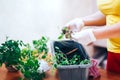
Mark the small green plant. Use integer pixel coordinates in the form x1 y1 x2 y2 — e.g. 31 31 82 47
18 36 49 80
58 27 71 39
0 39 24 69
53 47 90 68
0 36 49 80
33 36 48 59
80 59 91 65
20 57 45 80
18 44 45 80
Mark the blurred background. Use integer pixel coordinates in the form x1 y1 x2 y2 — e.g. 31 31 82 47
0 0 97 43
0 0 107 68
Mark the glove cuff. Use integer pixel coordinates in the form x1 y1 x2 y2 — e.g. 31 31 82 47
81 19 85 27
76 18 85 29
88 29 96 42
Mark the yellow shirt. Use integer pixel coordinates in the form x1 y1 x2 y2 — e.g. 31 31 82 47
97 0 120 53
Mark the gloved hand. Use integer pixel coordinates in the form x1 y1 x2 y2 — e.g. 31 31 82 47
71 29 96 45
65 18 84 32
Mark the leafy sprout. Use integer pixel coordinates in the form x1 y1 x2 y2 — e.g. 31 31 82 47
58 27 71 39
53 47 90 68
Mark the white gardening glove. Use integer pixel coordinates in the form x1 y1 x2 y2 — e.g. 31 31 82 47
38 60 50 73
65 18 84 32
71 29 96 45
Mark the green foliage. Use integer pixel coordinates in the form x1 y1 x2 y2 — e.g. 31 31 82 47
33 36 48 54
53 47 90 68
0 39 24 67
58 33 64 39
18 36 48 80
0 36 49 80
18 60 45 80
80 59 91 65
58 27 71 39
33 36 48 59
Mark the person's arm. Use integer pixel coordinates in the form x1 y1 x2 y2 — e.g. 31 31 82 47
83 11 106 26
93 22 120 39
71 22 120 45
64 11 106 33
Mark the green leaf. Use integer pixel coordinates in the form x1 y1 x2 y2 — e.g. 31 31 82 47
42 55 46 59
58 33 64 39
